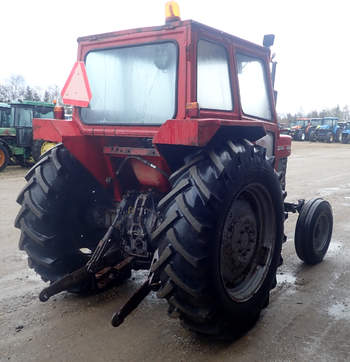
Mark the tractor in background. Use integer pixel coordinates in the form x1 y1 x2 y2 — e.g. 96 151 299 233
290 117 322 141
0 103 12 171
15 2 333 338
313 117 342 143
341 121 350 143
0 101 55 171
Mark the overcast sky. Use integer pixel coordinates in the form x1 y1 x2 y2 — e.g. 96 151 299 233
1 0 349 114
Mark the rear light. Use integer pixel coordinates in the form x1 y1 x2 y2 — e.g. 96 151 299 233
185 102 199 118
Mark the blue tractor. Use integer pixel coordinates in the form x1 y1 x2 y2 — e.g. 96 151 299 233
341 122 350 144
313 117 342 143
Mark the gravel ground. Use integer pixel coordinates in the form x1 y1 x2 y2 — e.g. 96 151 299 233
0 141 349 362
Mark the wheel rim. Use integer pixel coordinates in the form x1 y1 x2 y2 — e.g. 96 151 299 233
220 184 276 302
0 149 5 168
40 142 56 156
312 212 331 252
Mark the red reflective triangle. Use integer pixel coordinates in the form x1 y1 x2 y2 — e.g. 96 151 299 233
61 62 92 107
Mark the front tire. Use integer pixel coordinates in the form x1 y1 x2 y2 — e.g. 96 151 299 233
326 132 334 143
295 198 333 265
153 140 284 336
32 140 57 163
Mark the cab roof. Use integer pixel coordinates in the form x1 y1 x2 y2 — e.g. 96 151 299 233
10 100 54 107
0 102 10 109
77 19 269 55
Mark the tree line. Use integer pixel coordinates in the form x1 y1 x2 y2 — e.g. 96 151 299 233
279 105 350 125
0 75 60 104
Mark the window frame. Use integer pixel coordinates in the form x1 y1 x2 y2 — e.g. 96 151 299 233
234 50 273 121
80 40 180 126
196 38 234 113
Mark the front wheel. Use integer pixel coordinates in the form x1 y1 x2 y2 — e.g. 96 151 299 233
326 132 334 143
32 140 57 163
295 198 333 265
153 140 284 336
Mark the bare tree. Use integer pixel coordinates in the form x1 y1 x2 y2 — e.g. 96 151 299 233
0 84 10 102
7 75 26 101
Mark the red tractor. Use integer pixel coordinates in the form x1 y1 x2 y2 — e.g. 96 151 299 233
15 3 333 337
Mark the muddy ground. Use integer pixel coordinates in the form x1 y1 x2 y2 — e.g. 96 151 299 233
0 141 349 362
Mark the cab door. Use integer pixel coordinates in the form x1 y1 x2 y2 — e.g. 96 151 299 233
14 106 33 147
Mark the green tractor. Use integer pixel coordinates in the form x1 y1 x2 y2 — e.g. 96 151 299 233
0 101 54 171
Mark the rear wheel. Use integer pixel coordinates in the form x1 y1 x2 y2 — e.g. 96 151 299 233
15 144 129 292
153 140 284 336
0 143 9 172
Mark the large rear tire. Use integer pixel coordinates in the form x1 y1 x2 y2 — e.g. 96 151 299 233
15 144 128 293
152 140 284 336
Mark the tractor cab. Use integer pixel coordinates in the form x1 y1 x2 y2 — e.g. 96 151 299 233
0 103 12 128
11 101 54 147
34 14 288 188
0 101 55 171
320 117 338 130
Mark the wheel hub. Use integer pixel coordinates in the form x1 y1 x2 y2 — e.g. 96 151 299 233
221 201 257 286
220 184 276 302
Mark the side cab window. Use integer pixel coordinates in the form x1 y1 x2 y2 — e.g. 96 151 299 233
197 40 233 111
236 53 272 120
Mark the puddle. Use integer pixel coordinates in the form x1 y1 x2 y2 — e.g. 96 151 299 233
328 302 350 321
327 240 343 256
277 273 296 284
318 187 340 197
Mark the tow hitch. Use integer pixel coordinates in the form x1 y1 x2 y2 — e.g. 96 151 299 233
38 195 171 327
111 250 160 327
